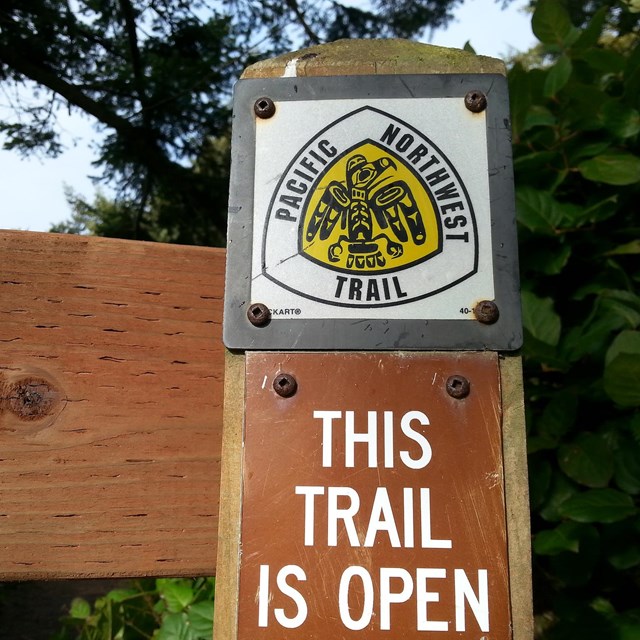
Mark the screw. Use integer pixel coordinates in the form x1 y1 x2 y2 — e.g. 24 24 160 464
247 303 271 327
273 373 297 398
474 300 500 324
464 90 487 113
254 97 276 119
446 375 470 399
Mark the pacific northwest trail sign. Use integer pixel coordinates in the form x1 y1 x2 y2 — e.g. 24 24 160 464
217 39 532 640
224 61 521 351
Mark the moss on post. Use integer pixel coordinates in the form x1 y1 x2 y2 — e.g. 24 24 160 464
242 38 506 79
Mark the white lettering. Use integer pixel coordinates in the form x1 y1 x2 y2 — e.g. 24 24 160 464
328 487 360 546
295 485 325 546
380 567 413 630
313 410 342 467
420 488 452 549
455 569 489 632
345 410 377 467
258 565 270 627
364 487 401 547
274 565 308 629
416 568 448 631
399 410 432 469
339 566 374 630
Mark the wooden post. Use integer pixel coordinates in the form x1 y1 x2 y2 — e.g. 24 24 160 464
217 39 531 640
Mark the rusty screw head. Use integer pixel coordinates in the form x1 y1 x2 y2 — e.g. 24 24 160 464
464 90 487 113
254 97 276 119
273 373 297 398
474 299 500 324
446 375 470 399
247 303 271 327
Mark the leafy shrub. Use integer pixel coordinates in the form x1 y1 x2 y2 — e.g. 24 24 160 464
53 578 214 640
512 1 640 637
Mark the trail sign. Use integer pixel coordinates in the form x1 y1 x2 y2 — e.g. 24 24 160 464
224 73 521 351
238 352 511 639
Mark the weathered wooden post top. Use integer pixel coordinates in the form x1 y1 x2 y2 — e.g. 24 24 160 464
218 39 531 640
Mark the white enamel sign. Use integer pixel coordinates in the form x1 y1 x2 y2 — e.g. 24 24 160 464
224 74 521 350
253 100 491 318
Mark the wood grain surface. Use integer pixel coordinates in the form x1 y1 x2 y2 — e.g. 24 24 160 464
0 230 225 579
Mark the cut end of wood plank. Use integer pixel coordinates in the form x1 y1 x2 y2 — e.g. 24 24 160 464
242 38 506 79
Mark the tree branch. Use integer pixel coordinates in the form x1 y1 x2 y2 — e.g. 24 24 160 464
0 43 134 135
284 0 321 44
118 0 150 119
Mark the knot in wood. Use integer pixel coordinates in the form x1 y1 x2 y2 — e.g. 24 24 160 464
8 378 60 420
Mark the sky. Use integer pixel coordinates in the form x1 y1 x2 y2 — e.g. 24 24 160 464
0 0 536 233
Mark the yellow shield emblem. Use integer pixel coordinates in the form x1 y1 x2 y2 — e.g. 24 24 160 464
301 141 441 274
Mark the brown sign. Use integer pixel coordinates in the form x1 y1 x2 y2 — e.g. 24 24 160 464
238 352 511 638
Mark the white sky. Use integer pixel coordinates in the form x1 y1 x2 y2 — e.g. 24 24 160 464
0 0 535 233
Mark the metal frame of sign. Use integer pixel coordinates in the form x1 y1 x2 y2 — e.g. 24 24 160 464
223 74 522 351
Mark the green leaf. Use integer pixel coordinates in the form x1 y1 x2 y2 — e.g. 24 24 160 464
573 6 607 50
157 612 194 640
558 433 614 488
462 40 476 54
523 106 557 130
516 187 583 234
522 290 561 346
508 62 533 141
549 524 600 586
579 48 627 73
601 291 640 328
578 152 640 185
157 579 195 613
544 55 572 97
540 472 579 521
534 521 584 555
532 0 574 45
528 456 553 510
106 588 140 603
568 140 612 164
513 150 558 176
609 544 640 570
188 601 215 638
69 597 92 620
602 101 640 139
539 393 578 441
616 611 640 640
605 239 640 256
615 442 640 494
562 291 639 362
604 331 640 406
559 488 637 523
516 188 563 235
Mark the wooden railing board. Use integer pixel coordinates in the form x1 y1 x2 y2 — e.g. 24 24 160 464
0 230 225 579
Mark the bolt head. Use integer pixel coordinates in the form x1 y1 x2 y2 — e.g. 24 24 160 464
254 97 276 119
464 90 487 113
474 300 500 324
446 375 470 399
247 303 271 327
273 373 297 398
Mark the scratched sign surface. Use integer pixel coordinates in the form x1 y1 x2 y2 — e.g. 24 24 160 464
238 352 511 639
